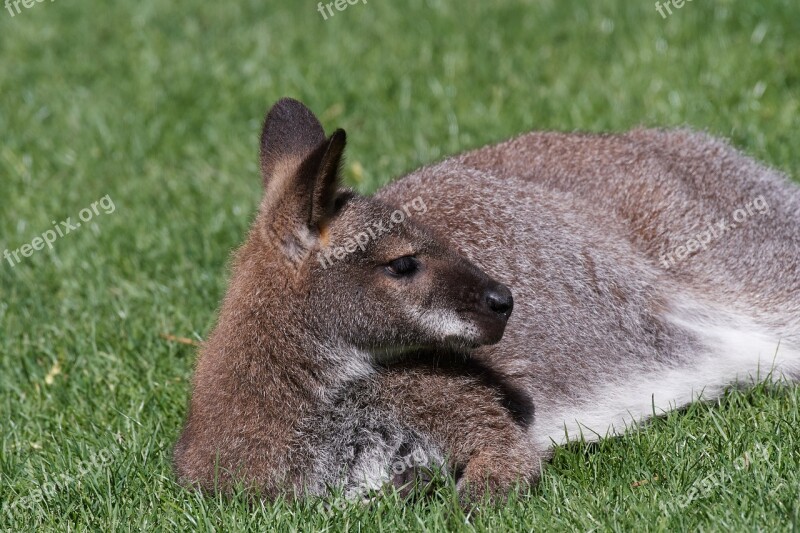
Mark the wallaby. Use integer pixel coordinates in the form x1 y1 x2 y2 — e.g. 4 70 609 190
174 98 800 503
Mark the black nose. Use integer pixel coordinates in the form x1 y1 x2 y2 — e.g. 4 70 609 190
485 284 514 317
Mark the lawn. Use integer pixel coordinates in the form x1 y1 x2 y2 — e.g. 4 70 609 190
1 0 799 530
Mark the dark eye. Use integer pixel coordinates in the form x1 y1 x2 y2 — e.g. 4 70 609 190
384 256 419 278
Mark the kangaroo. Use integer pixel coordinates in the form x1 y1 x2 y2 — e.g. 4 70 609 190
173 98 540 502
174 98 800 503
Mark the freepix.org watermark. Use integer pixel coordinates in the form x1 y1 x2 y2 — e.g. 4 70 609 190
655 0 693 19
317 0 367 21
318 447 432 515
316 196 427 269
659 442 773 514
659 195 770 270
3 194 116 268
3 447 115 517
4 0 56 18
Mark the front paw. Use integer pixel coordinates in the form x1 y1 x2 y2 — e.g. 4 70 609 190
390 464 437 499
455 448 539 506
387 444 441 500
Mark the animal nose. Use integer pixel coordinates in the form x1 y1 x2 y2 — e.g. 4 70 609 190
485 283 514 317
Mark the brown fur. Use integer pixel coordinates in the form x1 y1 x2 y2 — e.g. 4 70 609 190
174 98 539 502
176 98 799 504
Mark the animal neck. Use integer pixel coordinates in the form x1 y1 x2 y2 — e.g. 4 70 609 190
204 262 372 424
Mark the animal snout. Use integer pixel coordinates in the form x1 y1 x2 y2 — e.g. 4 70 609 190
484 283 514 318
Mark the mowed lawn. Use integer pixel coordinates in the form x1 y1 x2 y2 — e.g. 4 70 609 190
1 0 799 530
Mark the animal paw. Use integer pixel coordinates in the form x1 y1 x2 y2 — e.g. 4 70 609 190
454 447 539 506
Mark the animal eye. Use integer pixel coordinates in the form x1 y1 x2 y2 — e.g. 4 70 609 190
384 256 419 278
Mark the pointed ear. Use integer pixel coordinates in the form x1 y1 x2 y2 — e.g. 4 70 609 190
260 98 327 186
257 99 347 261
310 128 346 228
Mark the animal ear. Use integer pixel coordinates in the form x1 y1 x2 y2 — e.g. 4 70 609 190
260 97 327 187
258 98 346 261
310 128 346 227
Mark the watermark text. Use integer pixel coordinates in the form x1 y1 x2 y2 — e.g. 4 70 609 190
3 194 116 268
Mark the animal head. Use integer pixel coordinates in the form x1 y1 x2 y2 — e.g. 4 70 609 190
245 98 513 359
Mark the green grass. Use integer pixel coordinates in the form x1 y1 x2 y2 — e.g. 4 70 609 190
1 0 799 530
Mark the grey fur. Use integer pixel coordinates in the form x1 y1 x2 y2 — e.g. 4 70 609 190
175 100 799 502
